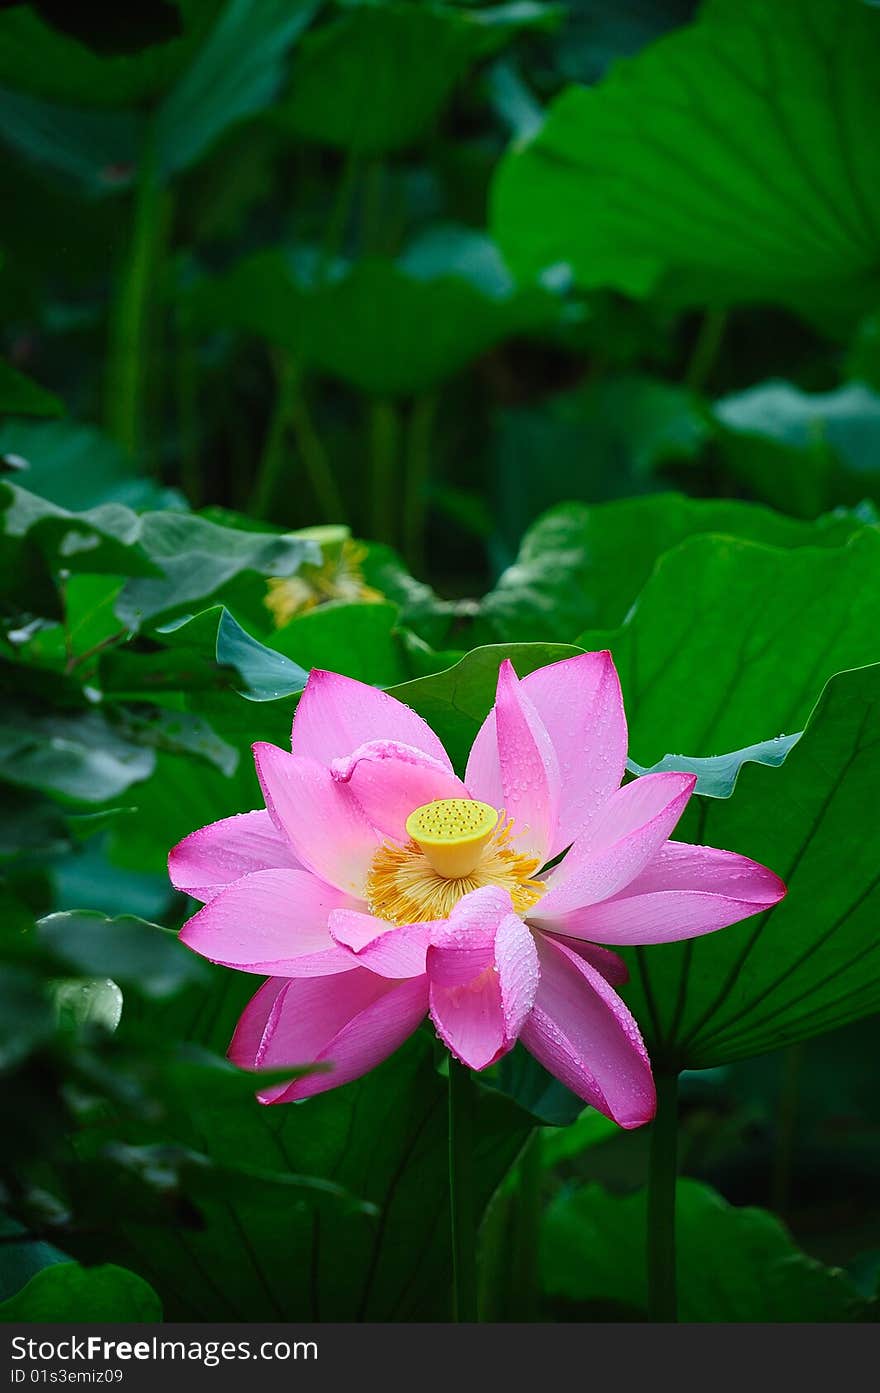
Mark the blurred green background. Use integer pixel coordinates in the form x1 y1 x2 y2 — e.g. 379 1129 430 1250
1 0 879 1323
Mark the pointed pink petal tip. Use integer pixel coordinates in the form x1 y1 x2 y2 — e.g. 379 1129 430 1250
229 970 429 1104
521 933 656 1128
426 886 538 1071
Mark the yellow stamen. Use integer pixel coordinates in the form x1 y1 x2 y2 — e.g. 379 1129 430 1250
405 798 499 878
366 814 545 926
265 530 383 627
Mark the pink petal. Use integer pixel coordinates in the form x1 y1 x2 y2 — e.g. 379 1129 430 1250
519 652 627 858
495 913 540 1041
226 976 286 1066
329 908 435 978
426 885 535 1070
168 809 301 903
549 937 630 987
427 884 512 985
291 669 451 768
520 932 655 1127
428 966 505 1070
179 868 356 976
253 744 380 897
330 740 468 841
540 840 786 945
229 969 429 1103
537 770 696 916
465 660 559 861
464 707 505 813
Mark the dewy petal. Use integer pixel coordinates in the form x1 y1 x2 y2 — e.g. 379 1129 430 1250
330 740 468 841
547 936 630 987
291 669 451 768
229 969 429 1103
179 869 357 976
520 932 655 1127
536 770 696 917
541 840 787 945
253 744 380 897
495 913 540 1041
329 908 436 978
467 660 560 862
465 652 628 861
168 809 301 903
463 706 505 813
426 885 536 1070
518 652 627 858
226 976 286 1068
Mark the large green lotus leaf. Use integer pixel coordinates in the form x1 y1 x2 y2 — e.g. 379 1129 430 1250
104 675 298 876
711 380 880 518
154 0 320 177
390 641 583 772
0 1216 66 1303
125 604 311 701
492 0 880 331
542 1179 866 1321
475 493 867 644
0 487 319 627
490 378 709 557
13 575 123 674
106 606 427 876
0 2 318 186
850 312 880 390
0 420 180 511
0 359 62 417
0 3 218 106
0 964 55 1071
628 732 801 799
549 0 698 85
0 6 204 106
0 484 160 611
36 911 207 998
189 238 563 396
271 601 412 686
579 530 880 763
106 752 259 874
489 1046 584 1127
0 1262 162 1322
75 1018 529 1319
276 1 560 154
622 663 880 1067
0 86 140 194
115 514 318 629
360 541 463 651
0 709 156 805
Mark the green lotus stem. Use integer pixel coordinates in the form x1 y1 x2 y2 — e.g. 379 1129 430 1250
176 303 201 506
771 1040 804 1217
369 398 399 544
250 352 299 520
288 369 348 525
317 147 360 282
509 1128 541 1321
106 126 167 464
362 157 385 254
251 352 347 524
685 306 727 392
647 1070 679 1322
403 391 437 574
448 1057 479 1322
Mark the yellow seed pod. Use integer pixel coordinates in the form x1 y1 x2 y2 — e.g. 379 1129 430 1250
405 799 499 879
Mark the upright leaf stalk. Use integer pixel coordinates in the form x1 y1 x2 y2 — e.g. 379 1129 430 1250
448 1057 478 1322
106 125 168 465
647 1070 679 1321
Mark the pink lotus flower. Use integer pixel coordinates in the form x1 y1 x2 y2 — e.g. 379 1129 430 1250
170 654 785 1127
